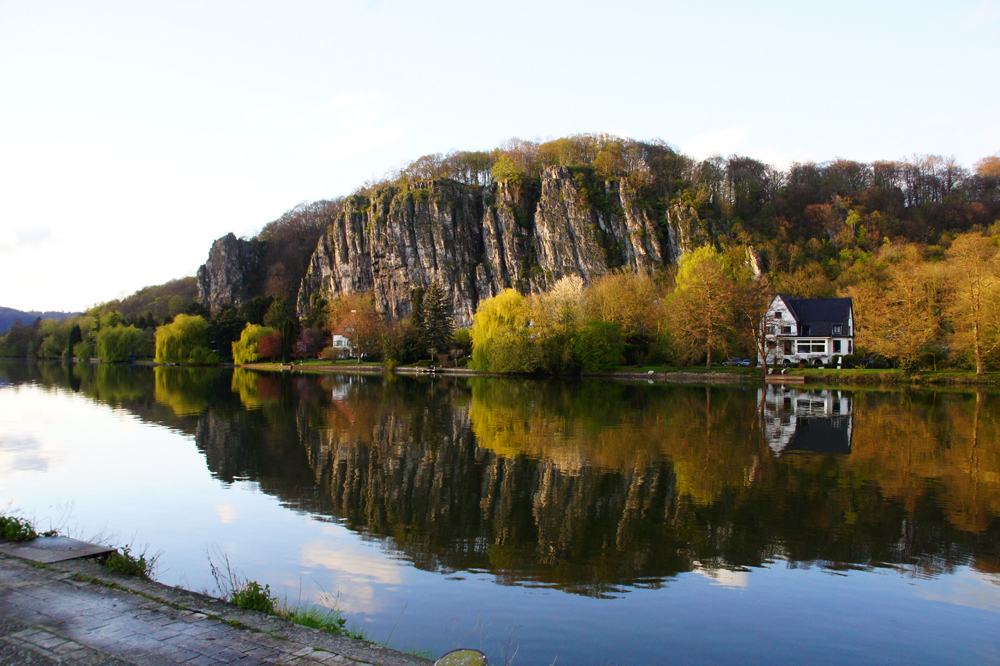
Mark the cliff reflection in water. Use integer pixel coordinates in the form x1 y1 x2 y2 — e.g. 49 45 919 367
4 360 999 596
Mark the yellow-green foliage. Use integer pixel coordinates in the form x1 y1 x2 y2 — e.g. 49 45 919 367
470 289 539 373
154 314 218 364
153 366 222 416
96 325 148 362
232 323 277 365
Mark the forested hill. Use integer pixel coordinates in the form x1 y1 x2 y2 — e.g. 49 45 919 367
0 307 78 334
196 133 1000 327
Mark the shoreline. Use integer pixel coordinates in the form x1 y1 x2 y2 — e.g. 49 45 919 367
0 548 429 665
9 356 1000 388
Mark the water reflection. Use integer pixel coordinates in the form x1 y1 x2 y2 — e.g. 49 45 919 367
762 386 853 455
3 360 999 597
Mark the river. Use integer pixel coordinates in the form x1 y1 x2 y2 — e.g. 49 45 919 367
1 360 998 665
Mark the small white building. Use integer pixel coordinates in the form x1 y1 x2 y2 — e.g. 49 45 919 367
331 334 354 357
760 295 854 366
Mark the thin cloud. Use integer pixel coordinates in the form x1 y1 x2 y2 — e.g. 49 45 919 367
681 127 816 169
0 227 53 255
681 126 750 160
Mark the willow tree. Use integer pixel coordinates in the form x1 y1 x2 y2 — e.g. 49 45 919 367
470 289 538 373
231 323 276 365
155 315 218 364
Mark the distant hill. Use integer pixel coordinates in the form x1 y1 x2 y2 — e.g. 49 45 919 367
0 307 79 334
92 277 198 320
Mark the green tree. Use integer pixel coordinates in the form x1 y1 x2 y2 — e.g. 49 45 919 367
279 318 295 362
263 300 290 329
154 315 219 364
207 307 247 360
470 289 539 373
239 296 276 326
231 323 277 365
96 325 148 362
421 283 454 361
574 321 625 372
66 324 83 359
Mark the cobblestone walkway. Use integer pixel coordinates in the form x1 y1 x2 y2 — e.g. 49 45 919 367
0 553 429 666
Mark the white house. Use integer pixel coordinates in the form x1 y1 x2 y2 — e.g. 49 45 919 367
760 295 854 366
331 334 354 357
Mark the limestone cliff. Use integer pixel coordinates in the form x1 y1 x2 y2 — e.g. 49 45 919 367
297 167 669 327
196 233 264 312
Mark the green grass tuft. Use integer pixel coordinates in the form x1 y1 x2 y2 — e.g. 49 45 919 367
279 604 346 633
103 545 156 578
231 580 277 614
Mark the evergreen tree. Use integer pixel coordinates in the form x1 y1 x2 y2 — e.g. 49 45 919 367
421 283 454 362
410 288 425 332
207 307 247 359
279 317 295 362
66 324 83 358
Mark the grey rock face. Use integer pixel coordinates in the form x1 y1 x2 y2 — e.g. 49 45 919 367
297 169 675 328
196 233 264 313
665 203 713 262
203 169 685 329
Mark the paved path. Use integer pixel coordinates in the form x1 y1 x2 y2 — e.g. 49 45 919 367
0 553 430 666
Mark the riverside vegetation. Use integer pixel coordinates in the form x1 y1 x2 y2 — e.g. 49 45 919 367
3 134 1000 377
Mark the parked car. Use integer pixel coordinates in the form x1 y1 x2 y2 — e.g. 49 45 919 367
739 358 752 367
722 357 743 367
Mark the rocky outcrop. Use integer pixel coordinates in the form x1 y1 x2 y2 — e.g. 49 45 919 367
196 233 264 313
665 203 713 263
298 168 672 327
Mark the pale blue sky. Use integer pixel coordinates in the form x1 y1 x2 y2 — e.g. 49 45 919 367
1 0 998 312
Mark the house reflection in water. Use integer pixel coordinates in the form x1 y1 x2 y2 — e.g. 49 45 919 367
760 385 853 456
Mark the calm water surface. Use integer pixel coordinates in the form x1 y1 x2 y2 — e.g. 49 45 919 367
1 360 998 665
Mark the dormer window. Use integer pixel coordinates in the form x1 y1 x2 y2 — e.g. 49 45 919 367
832 324 843 335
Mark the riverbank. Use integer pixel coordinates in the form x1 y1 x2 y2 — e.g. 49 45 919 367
0 549 429 665
237 360 1000 388
240 361 758 385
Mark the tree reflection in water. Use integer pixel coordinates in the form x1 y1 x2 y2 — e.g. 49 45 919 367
4 360 998 596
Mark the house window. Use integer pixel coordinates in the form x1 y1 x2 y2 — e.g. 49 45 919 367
781 326 791 335
801 324 811 335
833 340 842 353
766 325 775 334
797 340 826 354
774 312 782 319
783 341 793 354
832 324 843 335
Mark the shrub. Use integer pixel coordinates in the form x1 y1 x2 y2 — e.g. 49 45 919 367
231 581 277 614
574 321 625 373
0 514 39 541
104 545 156 578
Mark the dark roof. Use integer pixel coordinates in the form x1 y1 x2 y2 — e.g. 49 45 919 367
785 416 853 456
779 296 853 337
